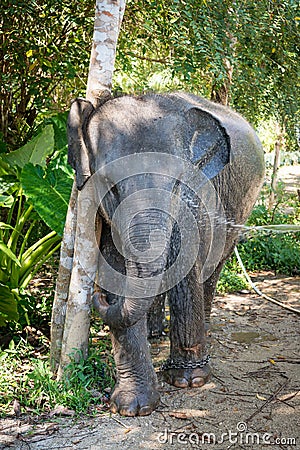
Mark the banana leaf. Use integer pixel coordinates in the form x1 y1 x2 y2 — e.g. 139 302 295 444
0 283 19 326
20 163 72 236
3 125 54 168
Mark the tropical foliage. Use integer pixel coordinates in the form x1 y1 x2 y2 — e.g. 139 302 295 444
0 116 72 326
117 0 299 145
1 0 94 149
1 0 299 150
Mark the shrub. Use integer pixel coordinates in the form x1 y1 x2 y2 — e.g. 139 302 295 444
238 203 300 275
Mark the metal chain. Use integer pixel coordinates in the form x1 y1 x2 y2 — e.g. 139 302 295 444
160 355 210 371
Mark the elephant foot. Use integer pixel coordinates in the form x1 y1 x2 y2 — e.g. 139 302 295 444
162 360 211 388
110 383 160 416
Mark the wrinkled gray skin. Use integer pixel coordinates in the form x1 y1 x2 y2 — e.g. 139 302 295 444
67 93 264 416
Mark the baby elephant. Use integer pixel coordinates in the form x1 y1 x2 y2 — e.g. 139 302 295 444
68 92 264 416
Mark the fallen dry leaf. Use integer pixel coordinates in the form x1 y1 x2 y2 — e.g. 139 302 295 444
12 399 21 417
169 411 189 419
256 394 267 401
49 406 75 417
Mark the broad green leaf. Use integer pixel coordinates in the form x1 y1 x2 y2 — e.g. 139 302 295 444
45 112 68 151
0 194 14 208
0 283 18 326
0 176 18 194
4 125 54 169
21 163 72 236
0 157 11 176
0 240 21 266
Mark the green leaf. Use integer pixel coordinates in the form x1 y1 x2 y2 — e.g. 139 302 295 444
4 125 54 169
0 194 14 208
0 283 19 326
21 163 72 236
0 157 12 176
45 112 68 151
0 240 21 266
0 222 14 230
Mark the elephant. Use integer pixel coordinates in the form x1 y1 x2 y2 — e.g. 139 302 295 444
67 92 265 416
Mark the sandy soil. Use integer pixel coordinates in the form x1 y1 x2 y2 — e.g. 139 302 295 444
1 273 299 450
277 165 300 194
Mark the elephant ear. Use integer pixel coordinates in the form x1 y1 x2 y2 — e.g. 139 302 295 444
67 98 95 190
186 107 230 180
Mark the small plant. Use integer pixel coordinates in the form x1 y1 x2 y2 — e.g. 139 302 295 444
238 202 300 275
0 337 114 416
217 266 249 295
217 193 299 293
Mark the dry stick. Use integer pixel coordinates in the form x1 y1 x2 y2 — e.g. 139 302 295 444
234 247 300 316
226 380 290 450
245 379 289 423
111 416 129 428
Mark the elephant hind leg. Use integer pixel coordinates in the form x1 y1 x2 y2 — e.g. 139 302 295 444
203 261 225 324
147 293 166 338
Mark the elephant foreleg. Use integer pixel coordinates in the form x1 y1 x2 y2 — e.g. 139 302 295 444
163 264 211 388
109 317 160 416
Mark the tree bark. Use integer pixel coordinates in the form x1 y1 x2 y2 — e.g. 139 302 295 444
268 138 281 211
57 197 102 379
50 182 77 372
50 0 126 377
86 0 126 106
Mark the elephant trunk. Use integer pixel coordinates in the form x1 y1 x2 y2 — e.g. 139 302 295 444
97 210 172 329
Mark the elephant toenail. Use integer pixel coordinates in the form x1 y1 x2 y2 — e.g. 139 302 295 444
110 403 118 414
190 377 205 387
119 407 136 417
174 378 189 388
139 405 152 416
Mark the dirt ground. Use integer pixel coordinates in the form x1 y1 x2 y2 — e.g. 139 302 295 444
0 272 299 450
277 165 300 194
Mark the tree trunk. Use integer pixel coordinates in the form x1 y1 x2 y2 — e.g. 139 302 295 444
210 30 235 106
50 0 126 377
57 199 102 379
268 132 283 211
86 0 126 106
50 182 77 372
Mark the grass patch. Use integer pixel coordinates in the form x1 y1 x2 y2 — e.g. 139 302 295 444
0 328 115 417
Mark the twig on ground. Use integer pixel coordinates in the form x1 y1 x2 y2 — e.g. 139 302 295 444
245 379 289 423
212 373 226 384
111 416 129 428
